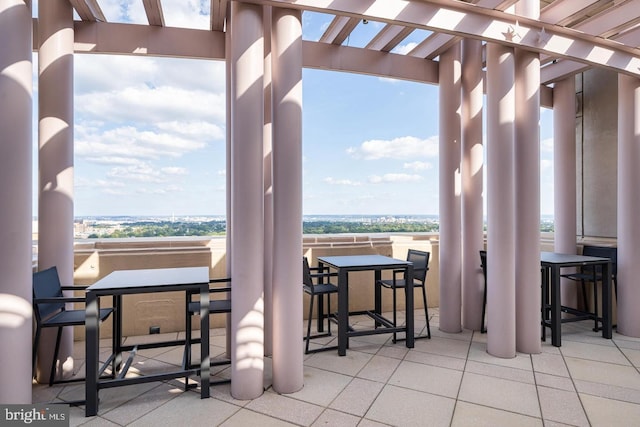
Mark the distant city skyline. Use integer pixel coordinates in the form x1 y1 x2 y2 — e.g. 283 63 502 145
30 2 555 218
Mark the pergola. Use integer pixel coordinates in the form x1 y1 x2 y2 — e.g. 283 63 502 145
1 0 640 405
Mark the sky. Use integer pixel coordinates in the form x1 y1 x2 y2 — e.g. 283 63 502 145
31 1 554 218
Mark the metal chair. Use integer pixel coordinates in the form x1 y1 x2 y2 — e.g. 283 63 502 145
479 250 487 333
561 245 617 331
303 256 339 354
377 249 431 342
183 277 232 386
32 266 113 386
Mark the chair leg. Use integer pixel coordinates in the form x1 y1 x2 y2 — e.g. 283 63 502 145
305 294 315 354
481 275 487 333
392 287 398 343
50 327 64 386
592 277 599 332
421 286 431 339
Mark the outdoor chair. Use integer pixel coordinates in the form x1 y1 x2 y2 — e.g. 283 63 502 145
183 277 232 386
377 249 431 342
480 250 488 333
561 245 617 331
32 266 113 386
303 256 339 354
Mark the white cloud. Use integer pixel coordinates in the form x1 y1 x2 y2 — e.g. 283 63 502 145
368 173 423 184
348 136 439 160
541 137 554 154
161 167 188 175
107 163 170 184
403 161 432 171
393 42 418 55
323 177 362 186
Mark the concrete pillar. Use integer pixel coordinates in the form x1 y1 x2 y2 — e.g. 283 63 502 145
617 75 640 337
263 6 274 357
486 43 516 358
0 0 33 404
461 39 485 331
225 9 232 359
37 0 75 382
271 7 304 393
514 0 541 354
229 1 265 399
438 43 462 333
553 78 578 309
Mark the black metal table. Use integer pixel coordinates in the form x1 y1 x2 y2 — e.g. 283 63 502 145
540 252 612 347
317 255 414 356
85 267 210 416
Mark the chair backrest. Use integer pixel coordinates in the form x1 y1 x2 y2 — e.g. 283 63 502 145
582 245 617 277
407 249 430 283
302 257 314 290
479 250 487 273
33 266 64 322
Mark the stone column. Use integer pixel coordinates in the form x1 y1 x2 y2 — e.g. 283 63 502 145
486 43 516 358
514 0 541 354
438 43 462 333
271 7 304 393
229 1 265 399
37 0 75 382
553 78 578 310
0 0 33 403
617 75 640 337
461 39 484 331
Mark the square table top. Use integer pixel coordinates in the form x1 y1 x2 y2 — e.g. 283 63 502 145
317 254 410 269
87 266 210 292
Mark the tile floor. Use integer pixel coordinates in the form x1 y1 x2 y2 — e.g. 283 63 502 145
32 308 640 426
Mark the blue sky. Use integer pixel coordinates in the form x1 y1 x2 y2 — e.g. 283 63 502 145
31 1 554 217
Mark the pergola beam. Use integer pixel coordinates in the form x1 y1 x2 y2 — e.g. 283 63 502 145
319 15 360 45
211 0 228 32
69 0 106 22
142 0 164 27
241 0 640 78
365 24 414 52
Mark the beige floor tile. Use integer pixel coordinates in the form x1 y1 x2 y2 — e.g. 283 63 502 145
534 372 576 392
356 354 401 383
404 348 467 370
464 360 535 384
581 393 640 427
619 346 640 367
245 390 324 426
574 379 640 404
458 372 541 418
388 360 463 398
451 401 542 427
285 366 351 407
220 408 298 426
467 342 534 371
531 352 570 377
357 418 392 427
537 385 589 426
564 356 640 390
560 340 631 365
375 344 409 360
128 392 240 426
99 383 181 425
328 378 384 417
412 335 471 359
304 349 373 376
366 384 455 427
312 409 361 427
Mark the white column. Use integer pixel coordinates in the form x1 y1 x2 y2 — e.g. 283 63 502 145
553 78 578 310
225 10 233 359
0 0 33 404
486 43 516 358
438 43 462 333
514 0 541 354
617 75 640 337
37 0 75 382
263 6 274 357
229 1 265 399
461 39 485 331
271 7 304 393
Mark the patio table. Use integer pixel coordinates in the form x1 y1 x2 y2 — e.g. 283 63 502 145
85 267 210 416
317 255 414 356
540 252 612 347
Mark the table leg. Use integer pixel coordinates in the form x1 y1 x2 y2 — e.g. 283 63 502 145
374 269 382 328
200 284 210 397
551 266 561 347
405 265 415 348
317 261 325 333
114 295 122 373
338 269 348 356
602 261 613 339
85 291 99 417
